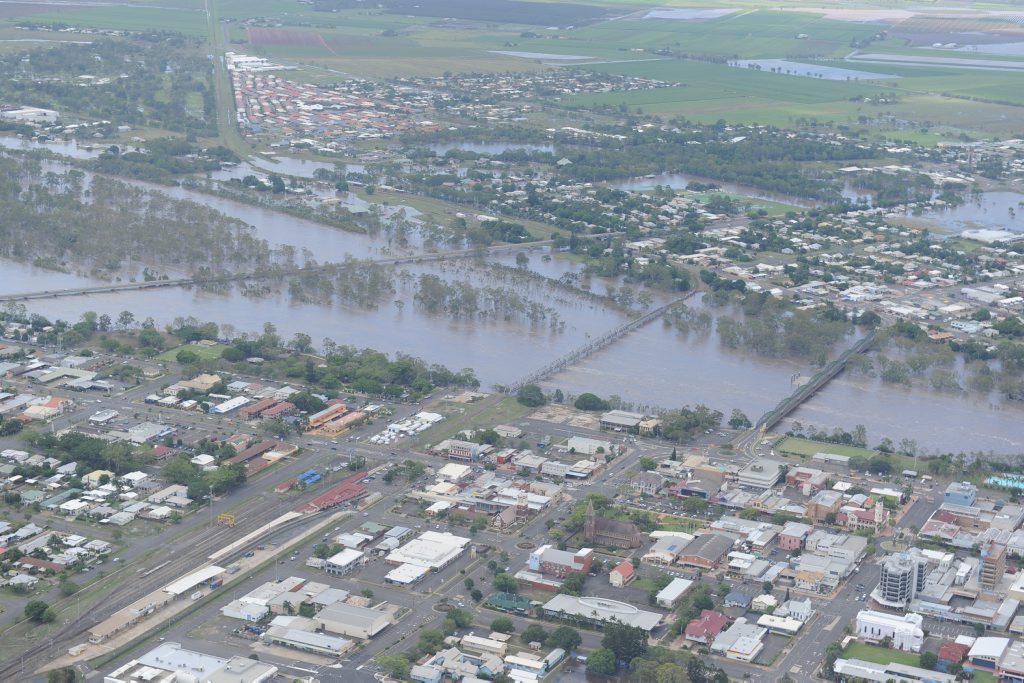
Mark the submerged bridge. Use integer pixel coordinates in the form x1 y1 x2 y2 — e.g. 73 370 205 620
506 290 698 393
0 242 550 304
755 329 879 432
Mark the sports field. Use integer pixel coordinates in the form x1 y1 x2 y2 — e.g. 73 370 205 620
158 343 224 363
775 436 877 459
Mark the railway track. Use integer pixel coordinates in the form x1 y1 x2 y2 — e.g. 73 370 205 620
0 491 332 677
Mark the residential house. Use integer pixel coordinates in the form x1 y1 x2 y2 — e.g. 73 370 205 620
609 562 635 588
684 610 728 644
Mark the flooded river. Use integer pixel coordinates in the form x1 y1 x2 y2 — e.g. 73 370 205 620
3 139 1024 453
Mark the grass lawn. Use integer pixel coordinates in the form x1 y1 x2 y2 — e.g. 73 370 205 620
157 343 224 363
410 395 533 449
842 642 920 667
776 436 876 459
776 436 923 472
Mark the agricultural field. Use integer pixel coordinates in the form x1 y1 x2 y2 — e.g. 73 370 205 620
11 6 208 35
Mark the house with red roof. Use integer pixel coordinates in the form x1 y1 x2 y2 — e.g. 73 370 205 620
937 642 969 672
18 556 64 573
684 610 728 644
609 561 635 588
151 445 177 461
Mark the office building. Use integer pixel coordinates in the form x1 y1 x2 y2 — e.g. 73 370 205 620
877 552 927 608
945 481 978 507
980 541 1007 589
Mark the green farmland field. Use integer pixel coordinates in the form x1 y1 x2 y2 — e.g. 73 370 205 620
20 7 207 35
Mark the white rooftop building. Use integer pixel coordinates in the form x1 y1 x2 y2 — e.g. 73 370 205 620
656 578 694 608
855 610 924 652
384 531 470 571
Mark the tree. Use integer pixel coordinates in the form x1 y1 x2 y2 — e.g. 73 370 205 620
516 384 546 407
175 349 199 365
548 626 582 651
920 651 938 670
494 573 519 593
670 447 677 461
638 456 657 471
470 589 483 602
448 608 472 629
762 581 773 594
682 496 709 513
560 572 586 596
728 409 752 429
521 624 549 645
602 623 647 662
377 655 410 680
48 669 77 683
162 456 196 483
59 579 79 596
574 393 610 411
491 616 515 634
823 641 844 678
417 630 445 655
24 600 51 622
587 648 617 675
116 310 135 331
464 578 475 590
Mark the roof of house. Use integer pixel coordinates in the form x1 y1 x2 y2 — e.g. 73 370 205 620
611 561 634 579
724 591 752 606
685 610 728 638
938 642 969 661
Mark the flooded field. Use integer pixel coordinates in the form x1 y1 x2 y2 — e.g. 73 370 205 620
731 59 899 80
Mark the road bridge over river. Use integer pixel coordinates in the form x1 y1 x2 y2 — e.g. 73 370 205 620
756 329 878 431
506 290 698 393
730 330 878 456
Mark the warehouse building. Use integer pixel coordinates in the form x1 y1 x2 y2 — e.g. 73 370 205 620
542 595 662 632
384 531 471 571
656 578 694 609
324 548 364 575
105 642 277 683
315 602 391 639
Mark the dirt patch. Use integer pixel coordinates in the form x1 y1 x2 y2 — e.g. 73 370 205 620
448 391 490 404
530 404 600 430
